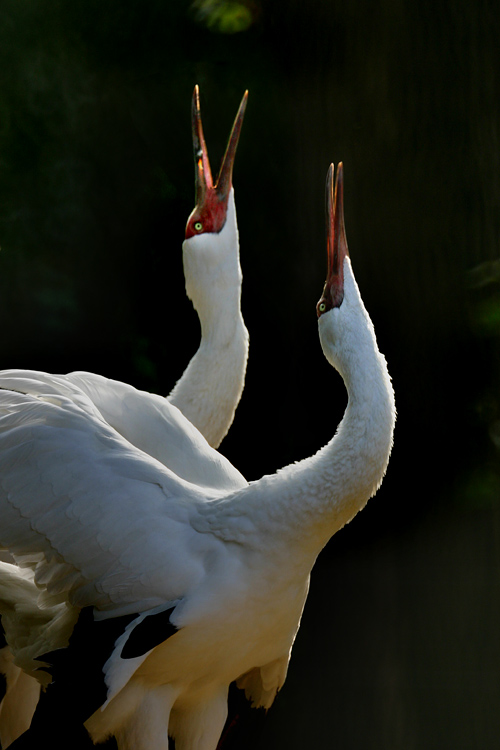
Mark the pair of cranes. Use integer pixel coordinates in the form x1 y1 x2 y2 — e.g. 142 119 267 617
0 87 395 749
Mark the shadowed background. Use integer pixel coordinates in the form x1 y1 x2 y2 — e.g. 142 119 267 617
0 0 499 747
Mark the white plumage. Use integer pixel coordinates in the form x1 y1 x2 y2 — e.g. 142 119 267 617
0 85 249 747
0 163 395 749
169 86 249 449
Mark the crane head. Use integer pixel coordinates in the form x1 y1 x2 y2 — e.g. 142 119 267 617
185 86 248 239
316 163 349 317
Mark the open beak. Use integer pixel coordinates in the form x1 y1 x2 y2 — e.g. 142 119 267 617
192 86 248 207
317 163 349 316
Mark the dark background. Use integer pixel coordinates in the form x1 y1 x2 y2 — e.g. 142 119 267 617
0 0 499 747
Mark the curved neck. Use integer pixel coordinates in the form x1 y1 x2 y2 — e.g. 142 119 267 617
282 335 394 555
168 190 249 448
168 317 248 449
246 339 393 567
202 260 395 571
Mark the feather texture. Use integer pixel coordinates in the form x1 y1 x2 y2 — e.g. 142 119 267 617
0 168 395 750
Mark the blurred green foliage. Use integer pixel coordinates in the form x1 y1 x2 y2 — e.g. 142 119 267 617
458 469 500 509
475 297 500 335
192 0 256 33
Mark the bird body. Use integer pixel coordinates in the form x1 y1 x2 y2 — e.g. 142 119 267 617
87 540 304 747
0 164 395 749
0 86 249 745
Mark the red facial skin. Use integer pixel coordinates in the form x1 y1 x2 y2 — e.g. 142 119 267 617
185 190 229 239
317 162 349 317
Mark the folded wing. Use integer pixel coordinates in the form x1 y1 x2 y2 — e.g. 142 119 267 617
0 376 245 618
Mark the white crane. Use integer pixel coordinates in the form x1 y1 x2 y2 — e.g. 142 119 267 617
67 85 249 454
0 163 395 750
0 85 249 747
169 84 249 448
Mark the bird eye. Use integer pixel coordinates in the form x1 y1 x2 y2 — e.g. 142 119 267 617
194 222 203 232
318 302 326 313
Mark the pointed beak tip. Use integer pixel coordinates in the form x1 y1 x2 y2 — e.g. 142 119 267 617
214 90 248 196
191 86 214 199
325 160 348 280
235 90 249 123
192 85 201 113
336 162 344 190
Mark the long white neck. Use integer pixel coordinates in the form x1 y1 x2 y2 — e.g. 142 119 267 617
202 259 395 571
168 190 249 449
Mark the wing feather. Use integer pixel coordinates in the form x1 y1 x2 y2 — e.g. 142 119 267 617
236 654 290 709
0 386 225 617
0 369 247 493
66 371 246 491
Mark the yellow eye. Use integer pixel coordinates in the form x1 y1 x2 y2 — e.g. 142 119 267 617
318 302 326 313
194 221 203 232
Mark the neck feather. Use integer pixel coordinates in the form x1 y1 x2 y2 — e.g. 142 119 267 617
201 259 395 569
168 318 248 448
169 189 249 448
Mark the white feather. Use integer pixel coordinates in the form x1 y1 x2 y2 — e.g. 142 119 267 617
0 187 395 750
0 103 249 747
169 190 249 449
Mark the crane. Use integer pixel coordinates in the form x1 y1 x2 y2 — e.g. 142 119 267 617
62 85 249 454
0 163 395 750
169 84 249 448
0 85 249 748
